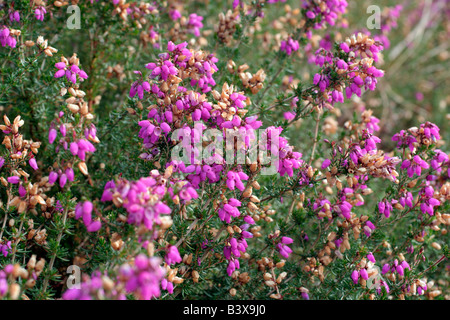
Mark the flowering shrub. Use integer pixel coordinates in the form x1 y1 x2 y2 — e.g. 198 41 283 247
0 0 449 302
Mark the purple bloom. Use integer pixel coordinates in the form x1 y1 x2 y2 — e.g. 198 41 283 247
0 241 12 257
29 158 38 170
19 185 27 197
49 128 57 144
321 159 331 169
86 220 101 232
34 7 47 21
351 270 359 284
7 176 20 184
401 155 429 178
49 171 58 185
360 268 369 280
165 246 182 265
280 37 300 55
281 236 294 244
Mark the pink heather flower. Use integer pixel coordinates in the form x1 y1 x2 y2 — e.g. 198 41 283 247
35 7 47 21
226 260 236 277
360 268 369 280
378 200 393 218
338 200 352 220
321 159 331 169
7 176 20 184
301 0 347 29
243 216 255 224
280 37 300 55
396 265 404 276
169 9 181 20
54 69 65 78
419 186 440 216
0 27 17 48
101 176 172 230
66 167 75 182
82 201 93 225
161 278 174 294
401 261 411 271
313 37 384 108
420 122 440 142
165 246 182 265
306 11 315 19
86 220 101 232
340 42 349 52
49 171 58 185
376 280 390 295
0 241 12 257
417 285 425 294
431 149 449 170
366 116 380 133
19 185 27 197
241 231 253 239
49 128 57 144
59 174 67 188
283 111 296 121
74 201 101 232
363 222 374 237
232 0 243 9
367 252 376 263
70 142 79 156
281 236 294 244
187 13 203 37
78 70 88 79
401 155 429 178
0 157 4 169
226 171 248 191
351 270 359 284
55 62 66 69
276 242 293 258
60 124 67 137
29 158 38 171
399 192 414 208
9 11 20 23
218 198 241 223
366 220 375 230
392 129 417 152
54 60 88 83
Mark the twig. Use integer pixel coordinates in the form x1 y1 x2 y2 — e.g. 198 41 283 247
42 207 69 292
308 110 322 166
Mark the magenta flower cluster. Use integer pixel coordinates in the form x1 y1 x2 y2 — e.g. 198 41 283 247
63 271 126 300
311 36 385 108
0 241 11 257
0 27 17 48
382 259 411 277
302 0 348 29
119 254 167 299
75 201 102 232
34 7 47 21
224 224 254 276
280 37 300 56
54 61 89 84
8 10 20 23
101 177 171 230
276 236 293 259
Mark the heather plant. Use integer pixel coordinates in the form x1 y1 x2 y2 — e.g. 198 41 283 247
0 0 448 302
